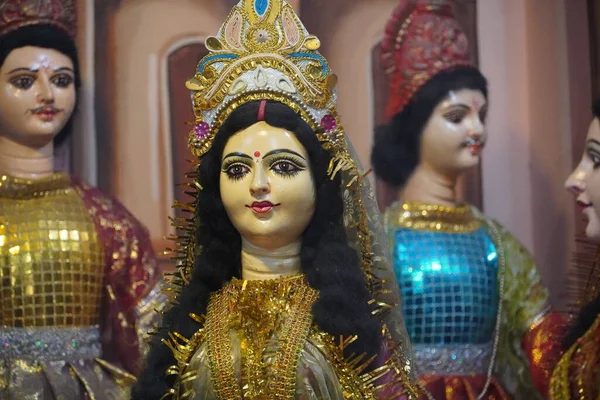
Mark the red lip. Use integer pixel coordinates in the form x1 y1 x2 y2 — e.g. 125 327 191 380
577 200 592 210
34 108 58 121
246 201 281 214
467 144 481 155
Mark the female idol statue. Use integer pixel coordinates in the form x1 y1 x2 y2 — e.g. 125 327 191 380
133 0 417 398
552 98 600 399
371 0 566 398
0 1 164 398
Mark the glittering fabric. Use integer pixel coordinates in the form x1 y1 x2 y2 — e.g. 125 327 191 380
419 375 511 400
0 326 101 361
523 311 568 398
413 343 491 376
0 358 133 400
0 173 163 398
385 202 562 399
549 314 600 399
166 275 413 399
0 174 104 328
74 178 164 375
393 226 499 345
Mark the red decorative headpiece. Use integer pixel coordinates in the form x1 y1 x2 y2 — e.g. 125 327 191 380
381 0 473 119
0 0 76 40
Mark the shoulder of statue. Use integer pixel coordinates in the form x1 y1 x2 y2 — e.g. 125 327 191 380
71 178 152 240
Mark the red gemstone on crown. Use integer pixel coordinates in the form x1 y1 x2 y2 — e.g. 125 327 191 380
194 121 210 139
321 114 337 132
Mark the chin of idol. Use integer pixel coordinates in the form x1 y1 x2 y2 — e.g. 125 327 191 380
419 88 487 176
220 121 316 250
0 46 76 146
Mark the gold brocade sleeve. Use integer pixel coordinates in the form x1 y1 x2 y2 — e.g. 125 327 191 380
549 314 600 399
484 219 562 399
75 181 164 375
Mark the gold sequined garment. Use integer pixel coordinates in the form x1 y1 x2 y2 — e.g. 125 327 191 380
0 173 104 327
172 275 403 399
0 173 134 399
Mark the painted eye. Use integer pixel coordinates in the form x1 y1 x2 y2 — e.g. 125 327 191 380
272 161 298 173
52 74 74 88
10 76 34 89
444 111 465 124
226 164 250 179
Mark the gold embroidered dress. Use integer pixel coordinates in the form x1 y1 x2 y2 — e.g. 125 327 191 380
550 316 600 399
181 275 376 399
0 173 164 398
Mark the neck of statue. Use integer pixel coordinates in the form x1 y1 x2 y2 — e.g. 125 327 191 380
0 136 54 179
241 239 302 280
401 163 458 207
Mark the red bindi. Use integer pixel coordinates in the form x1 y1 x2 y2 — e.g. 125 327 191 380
254 151 261 158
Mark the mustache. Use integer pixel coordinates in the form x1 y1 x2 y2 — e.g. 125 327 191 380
463 137 485 148
26 105 64 114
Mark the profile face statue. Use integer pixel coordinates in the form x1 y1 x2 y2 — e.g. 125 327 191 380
566 114 600 241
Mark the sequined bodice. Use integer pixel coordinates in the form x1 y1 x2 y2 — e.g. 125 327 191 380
386 203 499 346
0 174 105 328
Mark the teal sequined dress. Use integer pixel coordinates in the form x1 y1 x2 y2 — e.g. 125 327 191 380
385 202 561 399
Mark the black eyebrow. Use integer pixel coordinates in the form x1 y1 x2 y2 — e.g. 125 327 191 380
443 104 470 111
54 67 75 73
263 149 306 160
588 139 600 147
222 152 252 160
6 66 75 74
7 67 35 74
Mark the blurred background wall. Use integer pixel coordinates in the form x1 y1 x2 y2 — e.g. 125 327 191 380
64 0 595 307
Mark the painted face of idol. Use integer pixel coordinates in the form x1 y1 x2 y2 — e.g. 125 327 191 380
566 118 600 242
220 122 316 250
0 46 76 147
419 89 488 177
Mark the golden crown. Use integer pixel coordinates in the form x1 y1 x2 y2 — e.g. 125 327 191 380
186 0 345 161
0 0 76 39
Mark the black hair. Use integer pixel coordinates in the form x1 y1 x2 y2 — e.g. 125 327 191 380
0 24 80 145
562 98 600 349
371 66 488 188
132 100 380 399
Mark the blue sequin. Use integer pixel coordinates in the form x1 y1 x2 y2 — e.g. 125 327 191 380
254 0 268 16
393 228 499 345
288 53 328 74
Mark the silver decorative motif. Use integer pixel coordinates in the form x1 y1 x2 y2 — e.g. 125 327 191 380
414 342 492 376
0 326 101 361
